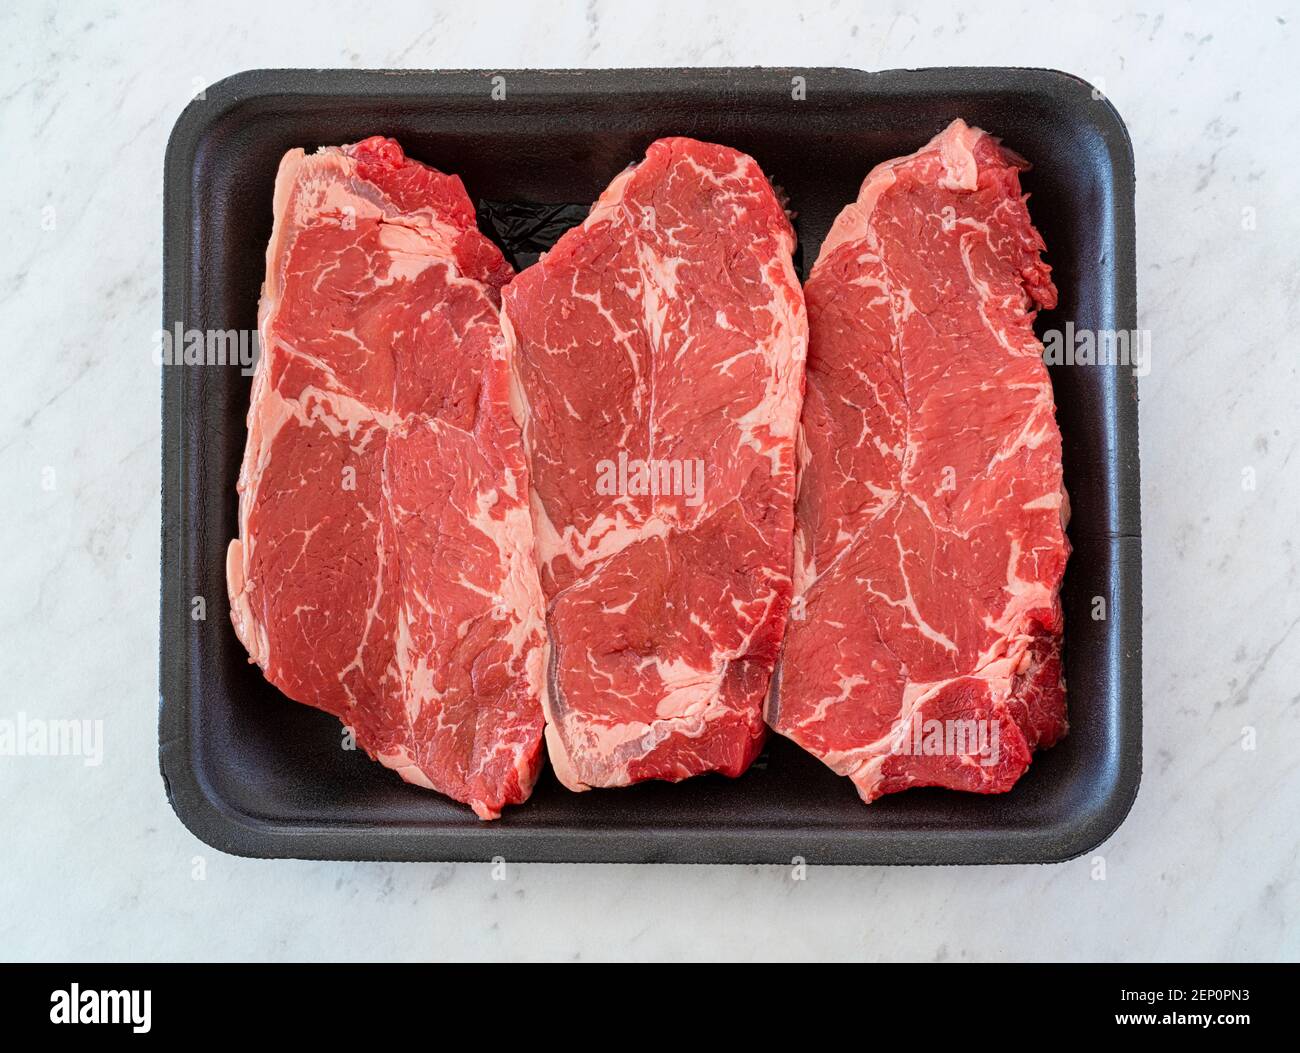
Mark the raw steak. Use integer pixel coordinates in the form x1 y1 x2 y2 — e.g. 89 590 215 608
226 137 547 819
770 119 1069 802
502 137 807 791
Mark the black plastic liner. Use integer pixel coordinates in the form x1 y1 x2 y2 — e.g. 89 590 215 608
160 67 1141 864
476 199 589 269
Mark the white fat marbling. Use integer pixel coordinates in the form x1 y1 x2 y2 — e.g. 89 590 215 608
0 0 1296 962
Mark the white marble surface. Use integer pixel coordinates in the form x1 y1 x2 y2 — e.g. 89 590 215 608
1 0 1297 962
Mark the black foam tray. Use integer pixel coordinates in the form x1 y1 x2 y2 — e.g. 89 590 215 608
160 67 1141 864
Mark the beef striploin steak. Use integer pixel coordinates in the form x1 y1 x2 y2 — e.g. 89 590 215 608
502 138 807 791
770 119 1069 802
226 137 547 819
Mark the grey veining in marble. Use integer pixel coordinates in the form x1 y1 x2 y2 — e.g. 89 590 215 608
0 0 1296 962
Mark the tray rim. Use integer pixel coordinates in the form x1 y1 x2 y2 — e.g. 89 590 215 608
160 65 1141 866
